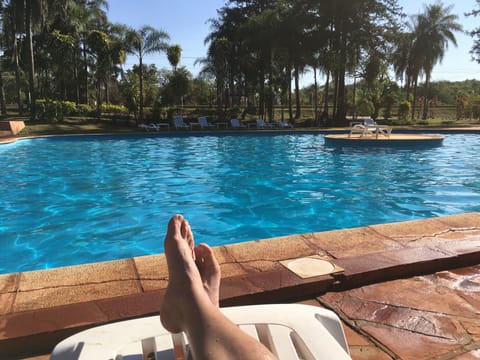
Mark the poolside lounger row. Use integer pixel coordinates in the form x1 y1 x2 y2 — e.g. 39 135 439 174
139 116 295 131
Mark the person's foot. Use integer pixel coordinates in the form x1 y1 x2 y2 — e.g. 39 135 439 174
160 215 221 333
195 243 221 307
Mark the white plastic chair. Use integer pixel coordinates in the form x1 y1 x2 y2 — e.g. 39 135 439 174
230 118 246 129
50 304 351 360
173 116 190 130
197 116 215 129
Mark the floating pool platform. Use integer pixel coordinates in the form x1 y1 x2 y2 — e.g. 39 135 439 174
325 133 444 147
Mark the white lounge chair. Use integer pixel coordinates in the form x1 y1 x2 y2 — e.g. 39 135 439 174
138 123 159 132
256 118 275 129
230 118 246 129
173 116 190 130
349 118 391 139
278 121 293 128
198 116 215 129
50 304 351 360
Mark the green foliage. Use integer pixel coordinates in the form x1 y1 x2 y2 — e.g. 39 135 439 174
76 104 92 115
101 103 128 114
471 95 480 120
356 97 374 117
398 100 411 120
167 45 182 70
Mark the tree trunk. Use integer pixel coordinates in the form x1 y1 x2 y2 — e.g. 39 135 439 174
83 41 89 104
287 61 293 121
332 70 338 120
411 76 418 121
422 73 430 120
26 0 36 120
294 62 300 119
323 71 330 121
313 64 318 126
139 57 144 123
0 70 7 115
13 37 23 115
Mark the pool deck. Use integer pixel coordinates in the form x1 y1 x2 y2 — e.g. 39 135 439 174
1 212 479 359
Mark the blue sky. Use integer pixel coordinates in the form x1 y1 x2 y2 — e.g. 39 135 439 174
108 1 479 85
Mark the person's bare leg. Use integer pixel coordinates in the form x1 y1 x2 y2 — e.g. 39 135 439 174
160 214 277 360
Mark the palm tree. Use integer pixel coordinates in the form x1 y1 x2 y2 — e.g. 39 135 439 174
126 25 169 123
412 3 462 120
466 0 480 63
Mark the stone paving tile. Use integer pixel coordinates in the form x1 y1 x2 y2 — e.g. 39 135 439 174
368 217 448 243
18 259 138 291
13 280 142 313
132 254 169 292
362 324 464 360
453 349 480 359
435 212 480 228
309 227 403 259
0 293 15 316
319 264 480 359
224 233 317 272
0 273 18 294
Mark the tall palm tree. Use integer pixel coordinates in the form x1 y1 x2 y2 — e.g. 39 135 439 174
126 25 169 123
466 0 480 63
412 3 461 120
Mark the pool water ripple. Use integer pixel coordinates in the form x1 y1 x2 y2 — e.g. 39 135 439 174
1 133 480 273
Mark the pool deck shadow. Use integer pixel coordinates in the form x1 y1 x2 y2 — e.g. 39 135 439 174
1 212 479 359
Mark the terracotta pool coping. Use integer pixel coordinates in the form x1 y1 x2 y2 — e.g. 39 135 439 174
1 212 479 358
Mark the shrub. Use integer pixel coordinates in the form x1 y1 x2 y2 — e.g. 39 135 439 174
101 103 128 115
76 104 91 115
62 101 77 116
397 100 411 121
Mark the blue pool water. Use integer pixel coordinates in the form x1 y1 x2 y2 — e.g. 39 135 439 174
1 133 480 273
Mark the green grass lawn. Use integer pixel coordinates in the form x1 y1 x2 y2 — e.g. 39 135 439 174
17 117 139 136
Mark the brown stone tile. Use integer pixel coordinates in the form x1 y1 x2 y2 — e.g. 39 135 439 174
0 273 19 294
1 302 107 339
334 247 453 287
329 296 465 341
13 280 141 312
462 318 480 336
225 234 315 261
435 212 480 229
18 259 138 291
349 345 393 360
362 324 463 360
339 277 478 318
213 246 247 278
343 325 371 347
96 290 164 321
453 349 480 359
368 217 447 244
434 239 480 258
219 275 266 305
133 254 169 292
0 293 15 315
309 227 402 258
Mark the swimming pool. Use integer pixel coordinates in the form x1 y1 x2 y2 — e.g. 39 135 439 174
1 133 479 273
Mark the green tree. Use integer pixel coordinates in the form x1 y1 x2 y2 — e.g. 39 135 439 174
466 0 480 63
126 25 169 123
412 3 462 120
167 44 181 71
167 44 182 105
